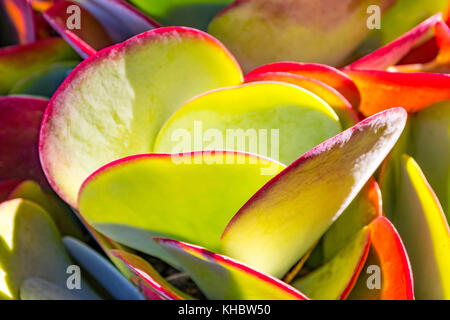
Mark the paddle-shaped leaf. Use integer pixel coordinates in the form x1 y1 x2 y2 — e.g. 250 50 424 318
44 0 160 58
39 27 243 207
292 227 370 300
408 101 450 216
208 0 394 72
349 217 414 300
63 237 145 300
384 155 450 299
78 152 283 265
153 238 308 300
221 108 407 278
321 179 382 262
154 81 341 164
0 199 98 299
7 180 85 240
0 96 48 187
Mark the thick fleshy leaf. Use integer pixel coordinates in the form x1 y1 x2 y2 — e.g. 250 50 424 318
78 152 283 265
73 0 161 42
39 27 243 207
246 62 361 109
0 96 48 186
9 61 78 98
7 180 85 240
0 199 98 299
154 81 341 164
20 278 84 300
0 38 78 94
408 100 450 216
63 237 145 300
244 72 358 128
349 217 414 300
208 0 394 72
130 0 232 30
43 1 114 58
376 0 448 45
345 69 450 116
221 108 407 278
153 238 308 300
110 250 189 300
383 155 450 299
44 0 160 58
347 14 443 70
292 228 370 300
321 180 382 262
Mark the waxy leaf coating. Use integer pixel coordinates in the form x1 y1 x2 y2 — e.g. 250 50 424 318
292 228 370 300
154 81 341 164
385 156 450 299
78 152 283 265
0 199 98 299
154 238 308 300
40 27 243 207
349 217 414 300
208 0 394 72
221 108 407 278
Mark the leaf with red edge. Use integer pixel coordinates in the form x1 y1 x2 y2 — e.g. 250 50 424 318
153 238 308 300
208 0 394 73
43 0 160 58
0 38 78 94
39 27 243 207
0 96 48 187
43 1 114 58
348 216 414 300
292 227 370 300
244 71 358 128
247 62 361 109
347 14 443 70
382 155 450 299
111 250 189 300
221 108 407 278
321 179 382 262
345 69 450 116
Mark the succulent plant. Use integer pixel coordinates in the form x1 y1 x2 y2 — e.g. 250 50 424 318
0 0 449 301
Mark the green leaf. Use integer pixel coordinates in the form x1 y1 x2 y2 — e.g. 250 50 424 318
221 108 407 278
292 227 370 300
78 152 283 265
208 0 394 72
385 155 450 299
39 27 243 207
63 237 145 300
9 61 77 98
153 238 308 300
7 180 85 240
0 199 98 299
154 81 341 164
